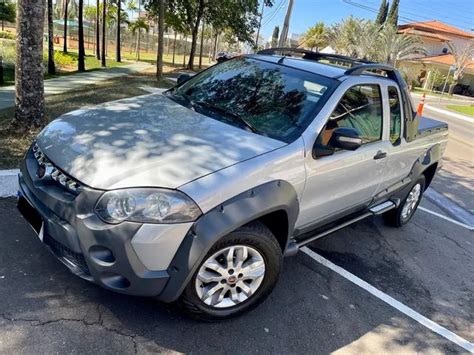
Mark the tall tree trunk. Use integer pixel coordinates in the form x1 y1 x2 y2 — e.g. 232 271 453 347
183 35 187 67
96 0 100 59
78 0 85 71
167 29 171 55
156 0 164 80
212 33 218 60
63 0 69 53
198 21 204 69
101 0 106 66
116 0 121 61
136 30 141 60
47 0 56 75
172 31 177 65
187 0 204 70
14 0 46 129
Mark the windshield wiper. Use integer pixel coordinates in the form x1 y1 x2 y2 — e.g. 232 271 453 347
193 100 260 134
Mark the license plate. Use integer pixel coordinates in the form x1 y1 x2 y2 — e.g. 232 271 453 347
17 195 44 238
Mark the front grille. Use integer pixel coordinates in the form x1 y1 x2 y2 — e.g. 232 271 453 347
43 233 92 279
32 143 82 194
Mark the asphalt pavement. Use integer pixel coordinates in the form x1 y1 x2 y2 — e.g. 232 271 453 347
0 195 472 354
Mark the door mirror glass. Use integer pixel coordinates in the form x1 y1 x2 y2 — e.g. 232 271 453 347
177 73 193 85
330 127 362 151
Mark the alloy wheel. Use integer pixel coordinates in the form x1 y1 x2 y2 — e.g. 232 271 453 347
401 183 421 220
195 245 266 309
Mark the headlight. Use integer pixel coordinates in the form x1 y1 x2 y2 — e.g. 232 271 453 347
95 188 202 224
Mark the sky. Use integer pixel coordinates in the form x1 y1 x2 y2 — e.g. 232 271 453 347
259 0 474 40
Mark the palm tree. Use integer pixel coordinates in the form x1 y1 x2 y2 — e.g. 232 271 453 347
101 0 107 66
78 0 85 71
14 0 45 129
326 19 426 66
129 18 149 61
299 22 326 51
47 0 56 75
376 25 426 66
63 0 69 53
446 41 474 95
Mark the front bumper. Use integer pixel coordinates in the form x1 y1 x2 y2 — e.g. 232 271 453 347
17 149 176 298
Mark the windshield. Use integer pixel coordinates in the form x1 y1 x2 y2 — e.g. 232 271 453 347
169 57 337 143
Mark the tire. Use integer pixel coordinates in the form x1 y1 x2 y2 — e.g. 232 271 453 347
384 175 425 227
179 221 282 321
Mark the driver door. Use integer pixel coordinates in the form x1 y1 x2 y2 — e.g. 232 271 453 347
297 83 390 230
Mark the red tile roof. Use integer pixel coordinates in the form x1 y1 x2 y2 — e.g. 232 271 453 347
411 54 474 69
398 20 474 39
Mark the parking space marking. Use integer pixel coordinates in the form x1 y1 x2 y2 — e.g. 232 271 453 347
419 207 474 231
301 247 474 353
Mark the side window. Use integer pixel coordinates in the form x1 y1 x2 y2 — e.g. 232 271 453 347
388 86 402 145
318 84 383 148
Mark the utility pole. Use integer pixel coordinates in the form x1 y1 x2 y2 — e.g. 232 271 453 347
254 1 265 51
278 0 294 48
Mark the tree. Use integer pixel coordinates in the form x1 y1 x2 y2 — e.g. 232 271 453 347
198 20 205 68
156 0 164 80
47 0 56 75
14 0 46 130
63 0 70 53
129 18 149 60
446 41 474 95
271 26 279 48
376 25 425 66
78 0 85 71
300 22 326 51
164 0 272 71
115 0 123 61
386 0 399 27
326 19 425 65
0 0 15 31
101 0 107 66
375 0 389 26
96 0 101 59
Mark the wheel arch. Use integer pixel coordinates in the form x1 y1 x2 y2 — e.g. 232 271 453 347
158 180 299 302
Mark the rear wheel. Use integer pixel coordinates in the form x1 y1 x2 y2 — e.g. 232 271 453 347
179 222 282 321
384 176 425 227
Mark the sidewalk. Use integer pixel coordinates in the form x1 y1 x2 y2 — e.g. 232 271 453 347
0 62 153 110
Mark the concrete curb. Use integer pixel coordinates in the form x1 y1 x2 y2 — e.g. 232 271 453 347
424 104 474 123
0 169 19 197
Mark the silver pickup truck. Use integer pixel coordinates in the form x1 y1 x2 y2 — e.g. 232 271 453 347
17 48 448 320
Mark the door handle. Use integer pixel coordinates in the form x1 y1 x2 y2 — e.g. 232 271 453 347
374 151 387 160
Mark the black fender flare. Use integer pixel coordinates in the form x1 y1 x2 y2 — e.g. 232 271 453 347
158 180 299 302
409 143 442 182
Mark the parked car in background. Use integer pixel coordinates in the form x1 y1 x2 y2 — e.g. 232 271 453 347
17 48 448 321
215 52 231 63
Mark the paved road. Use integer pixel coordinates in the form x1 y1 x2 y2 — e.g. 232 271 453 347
421 105 474 215
0 197 472 354
0 62 153 110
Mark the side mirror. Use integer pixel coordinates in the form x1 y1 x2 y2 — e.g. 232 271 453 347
177 73 193 85
329 127 362 151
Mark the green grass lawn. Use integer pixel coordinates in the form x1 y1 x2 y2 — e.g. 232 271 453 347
0 50 128 86
446 105 474 117
0 71 174 169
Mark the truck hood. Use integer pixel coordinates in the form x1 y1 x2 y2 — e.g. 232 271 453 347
37 93 285 190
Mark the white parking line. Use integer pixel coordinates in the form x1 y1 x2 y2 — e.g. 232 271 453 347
419 207 474 231
301 247 474 353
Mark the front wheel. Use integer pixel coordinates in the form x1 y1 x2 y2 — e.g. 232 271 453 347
179 222 282 321
384 176 425 227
